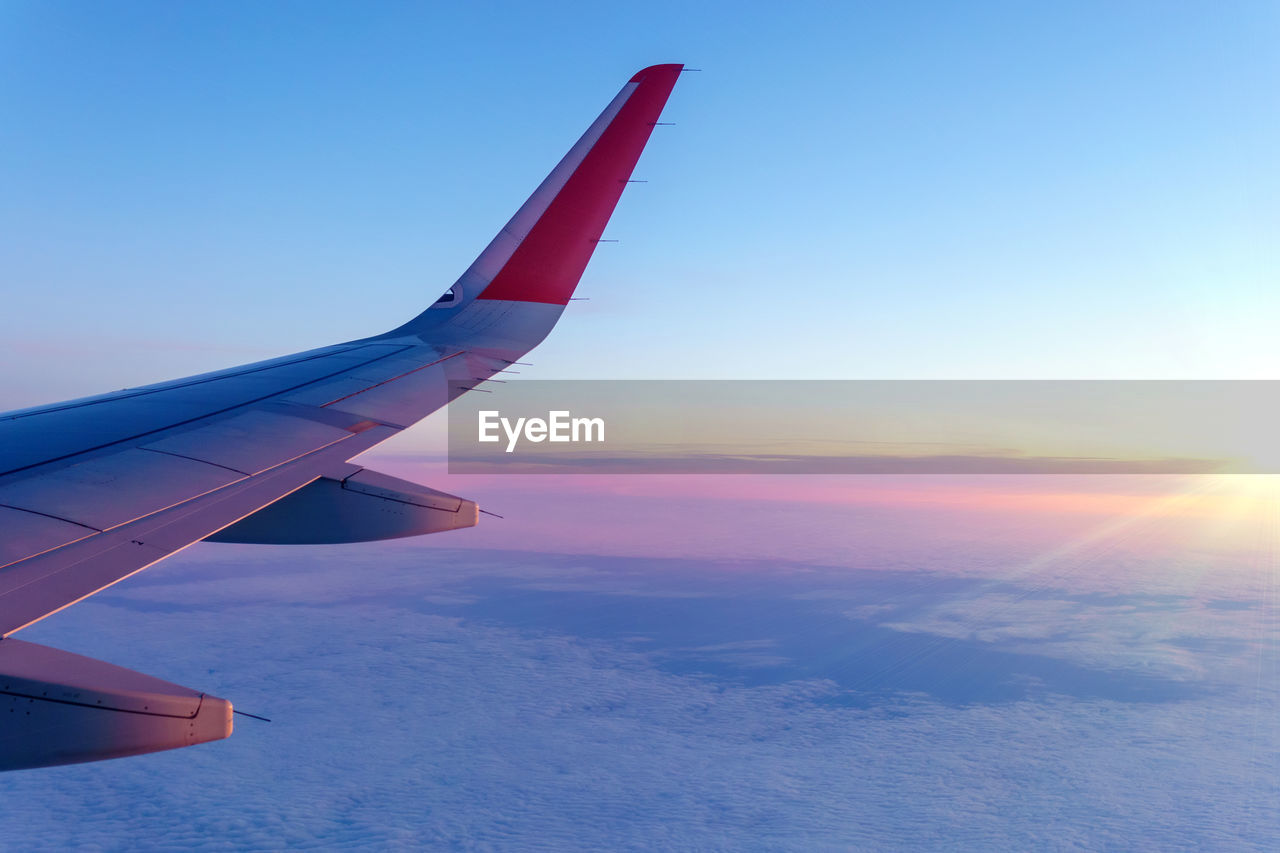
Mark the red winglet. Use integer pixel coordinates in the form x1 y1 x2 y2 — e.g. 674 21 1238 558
477 64 683 305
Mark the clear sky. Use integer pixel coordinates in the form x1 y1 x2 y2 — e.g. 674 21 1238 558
2 0 1277 414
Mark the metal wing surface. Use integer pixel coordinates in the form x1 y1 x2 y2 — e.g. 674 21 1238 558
0 64 683 770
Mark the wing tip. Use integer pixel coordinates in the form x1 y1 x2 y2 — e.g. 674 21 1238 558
630 63 685 83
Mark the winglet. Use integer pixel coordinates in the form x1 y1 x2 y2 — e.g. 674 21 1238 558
478 63 682 306
400 64 683 325
631 63 684 83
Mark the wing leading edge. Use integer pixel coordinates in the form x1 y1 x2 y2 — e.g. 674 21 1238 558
0 64 683 771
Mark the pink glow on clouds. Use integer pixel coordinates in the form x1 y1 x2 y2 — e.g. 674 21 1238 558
375 458 1270 522
360 455 1280 598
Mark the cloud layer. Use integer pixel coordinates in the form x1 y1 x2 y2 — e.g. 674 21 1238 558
0 543 1275 850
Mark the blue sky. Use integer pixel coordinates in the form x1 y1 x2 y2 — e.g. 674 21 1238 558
2 0 1277 410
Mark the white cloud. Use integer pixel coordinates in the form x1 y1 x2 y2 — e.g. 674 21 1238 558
0 546 1274 850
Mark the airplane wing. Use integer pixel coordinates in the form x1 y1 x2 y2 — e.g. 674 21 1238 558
0 64 683 771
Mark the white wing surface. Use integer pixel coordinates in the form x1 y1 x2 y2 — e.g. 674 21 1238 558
0 64 683 770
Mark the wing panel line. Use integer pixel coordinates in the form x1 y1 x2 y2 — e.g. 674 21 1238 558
0 427 395 635
0 345 419 479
